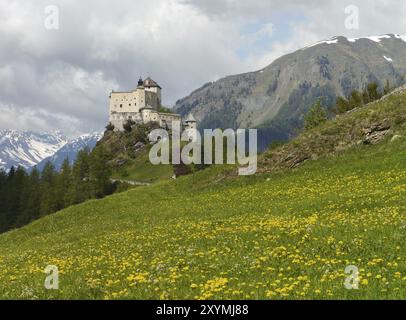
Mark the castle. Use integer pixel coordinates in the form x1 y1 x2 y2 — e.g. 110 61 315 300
109 77 196 132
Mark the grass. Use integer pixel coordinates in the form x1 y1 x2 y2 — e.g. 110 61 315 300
0 136 405 299
112 148 174 183
0 90 406 300
260 89 406 171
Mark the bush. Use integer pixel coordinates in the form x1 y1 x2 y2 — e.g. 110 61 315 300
348 90 363 109
335 96 351 114
105 122 115 131
123 120 136 133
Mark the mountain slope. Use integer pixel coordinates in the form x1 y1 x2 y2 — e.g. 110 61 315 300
36 132 103 171
259 85 406 171
0 88 406 299
175 34 406 146
0 130 67 170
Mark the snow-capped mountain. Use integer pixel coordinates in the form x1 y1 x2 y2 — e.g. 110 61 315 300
0 130 103 172
36 132 103 171
0 130 68 171
175 33 406 148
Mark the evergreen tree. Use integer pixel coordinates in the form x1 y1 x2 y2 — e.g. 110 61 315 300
383 80 392 95
89 147 112 198
366 82 380 102
335 96 351 114
362 88 371 105
55 159 72 210
348 90 363 109
17 167 41 226
0 169 8 232
304 99 327 130
5 167 28 228
40 162 58 216
68 148 91 205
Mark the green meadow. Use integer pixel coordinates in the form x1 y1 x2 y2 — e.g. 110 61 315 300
0 91 405 300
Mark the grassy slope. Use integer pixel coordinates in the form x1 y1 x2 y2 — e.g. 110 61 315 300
0 95 406 300
111 147 174 183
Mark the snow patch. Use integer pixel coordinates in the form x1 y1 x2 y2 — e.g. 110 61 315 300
349 35 391 43
0 130 68 170
304 38 339 49
347 34 406 43
394 34 406 42
383 56 393 62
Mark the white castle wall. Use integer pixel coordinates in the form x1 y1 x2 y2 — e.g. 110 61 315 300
109 79 193 132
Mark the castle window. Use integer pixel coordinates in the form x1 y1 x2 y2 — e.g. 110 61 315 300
120 104 123 108
129 104 131 106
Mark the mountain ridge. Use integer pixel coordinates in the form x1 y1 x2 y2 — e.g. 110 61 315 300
0 130 67 171
174 34 406 147
35 132 103 172
0 130 103 171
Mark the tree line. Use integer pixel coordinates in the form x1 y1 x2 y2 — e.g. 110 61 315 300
0 147 114 234
304 81 394 130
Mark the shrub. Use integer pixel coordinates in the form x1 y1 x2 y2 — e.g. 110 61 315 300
123 120 136 133
105 122 115 131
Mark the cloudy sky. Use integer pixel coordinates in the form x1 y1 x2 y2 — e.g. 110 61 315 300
0 0 405 136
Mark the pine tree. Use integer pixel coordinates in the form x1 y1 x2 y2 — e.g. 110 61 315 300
383 79 392 95
68 148 91 205
17 167 41 226
348 90 363 109
0 169 8 232
335 96 351 114
362 88 371 105
5 167 28 228
55 158 72 210
304 99 327 130
40 162 58 216
366 82 380 102
89 147 112 198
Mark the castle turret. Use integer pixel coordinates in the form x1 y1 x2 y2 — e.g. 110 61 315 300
184 113 198 141
137 77 144 87
143 77 162 107
185 113 197 129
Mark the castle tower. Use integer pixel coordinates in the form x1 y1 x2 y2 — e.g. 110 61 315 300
143 77 162 108
184 113 198 141
137 77 144 87
185 113 197 130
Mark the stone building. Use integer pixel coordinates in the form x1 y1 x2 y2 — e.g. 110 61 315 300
109 77 194 131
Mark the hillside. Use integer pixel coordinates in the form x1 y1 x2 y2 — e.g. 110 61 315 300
175 34 406 147
95 124 175 184
0 90 406 299
259 85 406 171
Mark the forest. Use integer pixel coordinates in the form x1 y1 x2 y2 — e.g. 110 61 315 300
0 147 114 234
